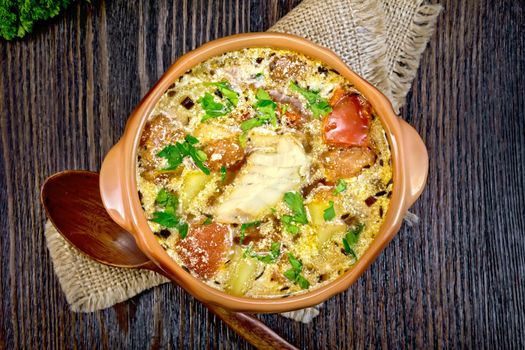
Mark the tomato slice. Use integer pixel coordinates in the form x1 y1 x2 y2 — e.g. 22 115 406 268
323 94 371 147
176 223 232 279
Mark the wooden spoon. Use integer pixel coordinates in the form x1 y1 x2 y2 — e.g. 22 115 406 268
41 170 297 350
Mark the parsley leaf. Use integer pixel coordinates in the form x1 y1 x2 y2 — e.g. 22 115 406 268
198 93 231 122
283 253 310 289
203 215 213 225
288 253 303 270
289 81 332 118
280 215 300 235
342 223 364 259
157 145 184 170
283 192 308 224
323 201 336 221
280 192 308 235
220 166 227 182
240 117 266 132
151 211 179 227
150 190 188 239
157 135 210 175
296 275 311 289
334 179 347 194
248 242 281 264
240 88 277 133
199 81 239 122
208 81 239 107
239 221 261 245
155 188 179 214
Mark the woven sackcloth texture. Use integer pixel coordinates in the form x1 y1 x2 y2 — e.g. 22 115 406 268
44 0 441 322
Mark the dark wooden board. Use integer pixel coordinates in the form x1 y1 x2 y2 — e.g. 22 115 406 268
1 0 524 348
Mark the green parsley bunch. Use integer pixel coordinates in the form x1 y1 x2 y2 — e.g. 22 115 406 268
1 0 77 40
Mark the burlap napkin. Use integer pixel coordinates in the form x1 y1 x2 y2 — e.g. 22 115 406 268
45 0 441 321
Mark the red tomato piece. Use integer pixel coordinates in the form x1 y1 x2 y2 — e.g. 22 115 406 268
176 223 232 279
323 94 371 147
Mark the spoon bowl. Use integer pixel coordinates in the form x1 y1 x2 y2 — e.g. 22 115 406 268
42 170 151 268
41 170 298 350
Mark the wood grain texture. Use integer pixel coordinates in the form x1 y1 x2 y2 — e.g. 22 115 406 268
1 0 524 348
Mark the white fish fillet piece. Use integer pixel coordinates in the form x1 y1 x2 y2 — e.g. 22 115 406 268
214 133 309 223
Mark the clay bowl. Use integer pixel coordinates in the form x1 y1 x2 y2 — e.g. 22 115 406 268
99 32 428 313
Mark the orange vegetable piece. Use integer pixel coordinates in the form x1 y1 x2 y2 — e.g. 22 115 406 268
176 223 232 279
321 147 376 182
329 87 347 106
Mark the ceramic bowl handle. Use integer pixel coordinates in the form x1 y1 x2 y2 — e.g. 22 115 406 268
398 118 429 211
99 141 133 232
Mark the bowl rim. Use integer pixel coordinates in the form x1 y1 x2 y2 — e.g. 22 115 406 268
110 32 410 312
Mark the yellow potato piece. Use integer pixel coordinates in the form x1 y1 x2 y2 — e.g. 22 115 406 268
226 247 260 296
317 224 346 245
308 200 345 245
181 170 209 208
307 200 328 226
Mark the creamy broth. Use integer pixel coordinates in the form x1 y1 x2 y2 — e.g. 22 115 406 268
137 48 392 298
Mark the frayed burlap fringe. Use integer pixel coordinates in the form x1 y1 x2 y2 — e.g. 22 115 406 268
45 222 168 312
44 0 441 324
269 0 392 102
280 304 322 323
381 0 442 112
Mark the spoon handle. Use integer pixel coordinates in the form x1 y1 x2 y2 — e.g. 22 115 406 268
142 261 298 350
207 305 299 350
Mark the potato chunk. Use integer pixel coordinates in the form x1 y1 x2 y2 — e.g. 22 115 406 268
180 170 210 208
226 247 261 296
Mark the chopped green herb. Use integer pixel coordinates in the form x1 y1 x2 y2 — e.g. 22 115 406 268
240 117 266 131
238 132 248 147
150 211 179 228
281 104 289 114
220 166 227 182
198 93 231 122
281 215 300 235
155 189 179 214
243 243 254 258
255 72 264 79
342 223 364 258
207 81 239 107
283 192 308 224
240 88 277 133
334 179 347 194
203 215 213 225
157 135 210 175
296 275 311 289
150 190 188 238
285 223 300 235
323 201 336 221
280 192 308 235
185 134 199 145
288 253 302 270
283 269 297 281
239 221 261 245
176 222 189 239
247 242 281 264
283 253 310 289
157 145 184 170
289 81 332 118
